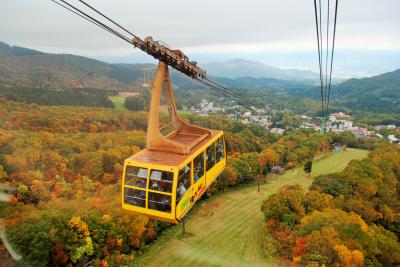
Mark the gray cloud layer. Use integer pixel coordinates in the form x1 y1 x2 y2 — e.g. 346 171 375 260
2 0 399 53
1 0 399 75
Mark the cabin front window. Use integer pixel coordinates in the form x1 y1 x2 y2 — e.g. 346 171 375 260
124 188 146 208
149 170 174 193
177 164 191 203
125 166 148 188
148 192 171 213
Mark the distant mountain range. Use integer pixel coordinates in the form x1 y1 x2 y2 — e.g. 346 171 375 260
202 59 319 81
1 41 399 115
0 42 316 90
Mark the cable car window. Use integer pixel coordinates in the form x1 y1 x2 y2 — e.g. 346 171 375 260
149 170 173 193
194 153 204 182
216 137 225 163
148 192 171 213
125 166 148 188
206 143 216 171
124 188 146 208
177 164 191 202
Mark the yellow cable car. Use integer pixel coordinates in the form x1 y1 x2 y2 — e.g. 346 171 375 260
121 61 226 223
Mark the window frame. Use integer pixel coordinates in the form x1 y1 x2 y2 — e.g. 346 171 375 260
124 165 175 213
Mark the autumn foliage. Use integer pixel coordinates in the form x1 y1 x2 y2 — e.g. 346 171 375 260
261 147 400 267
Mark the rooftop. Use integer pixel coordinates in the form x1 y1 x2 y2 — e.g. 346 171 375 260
127 129 222 167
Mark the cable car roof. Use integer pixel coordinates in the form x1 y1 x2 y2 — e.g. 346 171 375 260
126 130 222 167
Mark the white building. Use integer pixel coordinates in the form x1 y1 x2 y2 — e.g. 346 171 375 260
243 111 252 118
250 115 272 128
388 135 399 143
270 128 285 135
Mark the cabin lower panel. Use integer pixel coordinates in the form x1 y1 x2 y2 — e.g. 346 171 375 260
122 203 178 224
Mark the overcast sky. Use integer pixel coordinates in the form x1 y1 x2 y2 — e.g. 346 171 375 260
1 0 399 76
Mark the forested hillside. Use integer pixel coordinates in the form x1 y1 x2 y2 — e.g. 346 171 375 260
0 86 115 108
0 99 374 265
261 146 400 266
0 99 272 266
0 98 397 266
2 41 400 119
0 41 150 90
284 69 400 115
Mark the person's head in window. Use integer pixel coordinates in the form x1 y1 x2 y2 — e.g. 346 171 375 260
137 179 146 188
178 182 186 195
151 181 160 190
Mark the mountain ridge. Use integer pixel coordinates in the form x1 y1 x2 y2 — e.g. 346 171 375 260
202 58 319 81
0 41 317 90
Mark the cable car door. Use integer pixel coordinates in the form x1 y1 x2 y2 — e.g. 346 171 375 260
176 163 193 219
193 152 206 201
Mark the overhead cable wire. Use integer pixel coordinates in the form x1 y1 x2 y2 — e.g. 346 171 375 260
313 0 339 128
196 79 260 112
50 0 266 113
51 0 132 45
77 0 139 38
313 0 325 119
202 78 265 109
326 0 339 119
324 0 330 120
197 79 260 111
204 80 265 110
196 79 255 109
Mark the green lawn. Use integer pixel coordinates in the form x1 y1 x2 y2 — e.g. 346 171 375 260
109 96 127 111
136 148 368 267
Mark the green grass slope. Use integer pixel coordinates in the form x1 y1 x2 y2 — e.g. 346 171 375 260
138 148 368 267
108 96 128 111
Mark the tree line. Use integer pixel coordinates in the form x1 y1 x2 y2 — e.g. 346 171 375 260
0 86 115 108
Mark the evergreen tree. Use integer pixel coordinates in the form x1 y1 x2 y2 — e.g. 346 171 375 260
304 160 312 176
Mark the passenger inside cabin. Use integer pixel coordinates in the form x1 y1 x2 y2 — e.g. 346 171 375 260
151 180 160 191
139 190 146 199
136 180 146 188
194 162 202 182
179 182 187 195
177 181 187 201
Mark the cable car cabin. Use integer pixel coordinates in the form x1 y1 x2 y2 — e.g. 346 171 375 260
121 61 225 223
122 130 226 224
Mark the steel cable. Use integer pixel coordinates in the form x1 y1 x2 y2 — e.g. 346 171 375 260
51 0 266 114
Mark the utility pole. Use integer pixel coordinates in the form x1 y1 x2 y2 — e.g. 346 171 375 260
182 217 185 236
256 174 263 192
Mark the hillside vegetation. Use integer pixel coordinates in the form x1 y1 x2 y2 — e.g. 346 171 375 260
2 41 400 120
0 41 150 90
0 86 115 108
0 98 396 266
285 69 400 116
262 147 400 266
0 99 273 266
